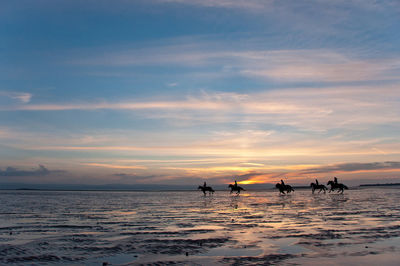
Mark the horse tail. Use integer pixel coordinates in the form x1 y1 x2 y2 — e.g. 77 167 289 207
343 185 348 189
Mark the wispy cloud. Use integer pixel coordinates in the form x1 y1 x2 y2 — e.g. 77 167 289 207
166 82 178 87
70 43 400 83
3 100 227 111
159 0 271 10
239 51 400 82
0 128 12 138
301 161 400 174
3 86 400 132
82 163 146 170
159 0 397 13
0 91 32 103
20 142 400 159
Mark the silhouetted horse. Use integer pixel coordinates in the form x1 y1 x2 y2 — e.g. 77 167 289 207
228 184 245 194
310 180 327 194
327 180 348 194
275 183 294 194
198 185 214 195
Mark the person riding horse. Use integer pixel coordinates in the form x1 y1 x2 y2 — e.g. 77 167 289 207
327 177 348 194
229 180 245 194
276 179 294 194
198 181 214 195
310 178 327 194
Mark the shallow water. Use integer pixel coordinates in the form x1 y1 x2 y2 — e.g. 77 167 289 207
1 188 400 265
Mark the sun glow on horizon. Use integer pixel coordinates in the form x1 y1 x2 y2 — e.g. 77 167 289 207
237 179 266 185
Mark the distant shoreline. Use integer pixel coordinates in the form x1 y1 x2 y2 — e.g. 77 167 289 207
359 183 400 187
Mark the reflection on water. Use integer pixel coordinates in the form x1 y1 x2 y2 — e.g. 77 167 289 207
1 188 400 265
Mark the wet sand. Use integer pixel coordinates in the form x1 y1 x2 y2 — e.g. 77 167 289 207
1 188 400 265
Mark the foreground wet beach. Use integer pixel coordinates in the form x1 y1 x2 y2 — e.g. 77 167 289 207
1 188 400 265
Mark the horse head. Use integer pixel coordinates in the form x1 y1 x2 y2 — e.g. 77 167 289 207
327 180 333 186
228 184 233 188
310 182 315 187
275 183 281 189
198 185 203 190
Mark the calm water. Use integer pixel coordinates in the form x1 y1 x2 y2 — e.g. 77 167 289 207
1 188 400 265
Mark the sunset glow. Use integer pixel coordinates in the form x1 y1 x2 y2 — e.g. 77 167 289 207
1 0 400 187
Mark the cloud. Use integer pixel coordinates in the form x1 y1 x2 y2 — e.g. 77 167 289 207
0 91 32 103
111 172 194 185
161 0 271 10
2 100 229 111
82 163 147 170
0 128 12 138
70 43 400 83
182 161 400 185
240 51 400 82
158 0 396 12
301 161 400 174
167 82 178 87
3 85 400 133
0 165 66 177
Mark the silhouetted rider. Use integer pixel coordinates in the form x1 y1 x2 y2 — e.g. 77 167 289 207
204 181 207 187
234 180 238 188
334 177 338 185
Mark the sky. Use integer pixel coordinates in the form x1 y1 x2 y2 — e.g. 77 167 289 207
1 0 400 187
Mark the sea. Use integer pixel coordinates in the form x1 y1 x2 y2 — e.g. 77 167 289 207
1 187 400 265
